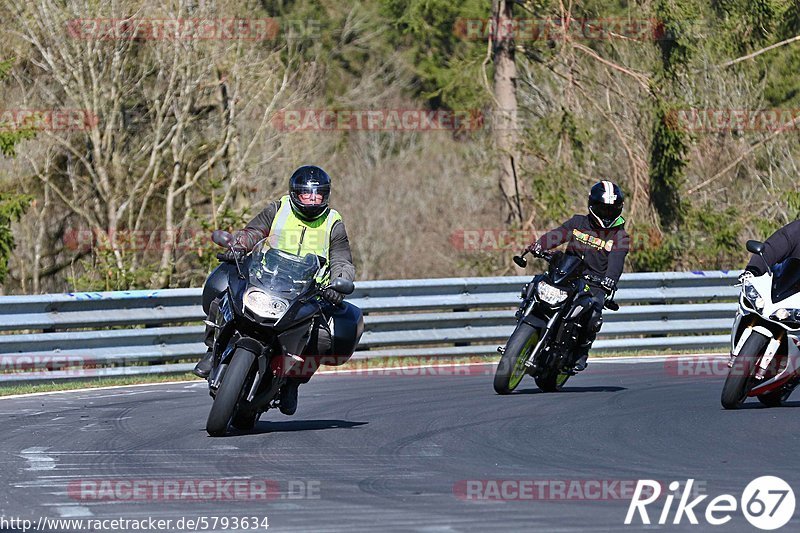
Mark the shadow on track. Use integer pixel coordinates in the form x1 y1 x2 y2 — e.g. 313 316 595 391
222 419 368 436
511 386 627 395
728 400 800 410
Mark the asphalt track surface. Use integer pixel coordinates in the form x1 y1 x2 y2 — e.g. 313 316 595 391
1 357 799 533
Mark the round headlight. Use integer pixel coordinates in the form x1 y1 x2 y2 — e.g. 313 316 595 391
743 282 764 311
244 290 289 319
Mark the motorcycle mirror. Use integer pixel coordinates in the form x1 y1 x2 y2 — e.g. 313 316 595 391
211 230 233 248
746 240 765 255
513 255 528 268
329 277 355 295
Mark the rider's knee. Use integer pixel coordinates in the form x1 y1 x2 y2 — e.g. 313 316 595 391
202 263 232 314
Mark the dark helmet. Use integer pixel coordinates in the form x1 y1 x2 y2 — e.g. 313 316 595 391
588 180 624 229
289 165 331 220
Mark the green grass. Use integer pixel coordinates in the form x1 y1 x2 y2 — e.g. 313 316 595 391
0 372 200 397
0 347 727 397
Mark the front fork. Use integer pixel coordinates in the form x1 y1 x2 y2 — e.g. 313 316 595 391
729 324 783 380
523 313 559 369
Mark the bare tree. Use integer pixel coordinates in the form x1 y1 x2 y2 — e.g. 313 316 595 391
8 0 304 288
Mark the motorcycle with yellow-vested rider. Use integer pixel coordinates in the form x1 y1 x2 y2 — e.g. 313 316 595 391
195 166 363 435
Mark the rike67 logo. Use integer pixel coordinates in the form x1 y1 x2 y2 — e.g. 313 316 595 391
625 477 795 530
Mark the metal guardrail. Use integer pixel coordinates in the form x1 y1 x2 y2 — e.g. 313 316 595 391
0 271 740 383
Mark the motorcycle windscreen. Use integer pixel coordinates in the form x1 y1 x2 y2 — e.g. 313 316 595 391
248 239 320 298
772 257 800 302
548 252 583 285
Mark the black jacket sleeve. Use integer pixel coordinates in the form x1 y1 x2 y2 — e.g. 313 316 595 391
535 216 579 250
746 220 800 275
231 201 279 251
605 228 630 283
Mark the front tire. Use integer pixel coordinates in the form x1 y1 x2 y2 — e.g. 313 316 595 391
494 323 539 395
206 348 256 436
721 333 768 410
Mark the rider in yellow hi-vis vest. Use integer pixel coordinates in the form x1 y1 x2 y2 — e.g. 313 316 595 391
268 194 342 283
194 166 356 415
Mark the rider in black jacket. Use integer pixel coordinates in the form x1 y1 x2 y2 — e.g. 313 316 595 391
741 220 800 280
526 181 630 371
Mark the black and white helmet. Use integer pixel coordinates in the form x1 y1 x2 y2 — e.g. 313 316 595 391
588 181 624 229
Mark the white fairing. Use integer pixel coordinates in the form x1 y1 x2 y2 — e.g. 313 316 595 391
733 268 800 394
747 270 800 318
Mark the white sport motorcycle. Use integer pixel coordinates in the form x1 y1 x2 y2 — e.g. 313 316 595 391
722 240 800 409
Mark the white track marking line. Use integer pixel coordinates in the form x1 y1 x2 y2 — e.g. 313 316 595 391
20 447 56 471
0 379 199 400
54 505 93 517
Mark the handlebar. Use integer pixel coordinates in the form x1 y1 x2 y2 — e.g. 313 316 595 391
584 273 619 310
514 248 619 310
513 248 554 268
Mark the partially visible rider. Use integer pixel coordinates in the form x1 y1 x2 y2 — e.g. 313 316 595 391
525 181 630 372
194 165 356 416
739 220 800 283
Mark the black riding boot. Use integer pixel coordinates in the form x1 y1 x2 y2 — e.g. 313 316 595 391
279 379 301 415
193 299 219 379
193 349 213 378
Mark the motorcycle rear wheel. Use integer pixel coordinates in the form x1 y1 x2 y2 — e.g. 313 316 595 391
757 390 789 407
535 370 570 392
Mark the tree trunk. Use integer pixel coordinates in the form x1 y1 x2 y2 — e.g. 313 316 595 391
492 0 523 224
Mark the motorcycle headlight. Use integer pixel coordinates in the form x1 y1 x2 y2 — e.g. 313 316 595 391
536 281 568 305
244 290 289 320
771 308 800 328
743 282 764 311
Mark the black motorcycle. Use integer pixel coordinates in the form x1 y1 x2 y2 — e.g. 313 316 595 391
203 230 363 436
493 249 618 394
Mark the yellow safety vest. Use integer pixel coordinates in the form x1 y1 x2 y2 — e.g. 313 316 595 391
269 195 342 282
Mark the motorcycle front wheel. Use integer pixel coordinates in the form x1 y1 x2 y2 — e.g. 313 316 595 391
721 333 767 410
494 322 539 395
206 348 256 436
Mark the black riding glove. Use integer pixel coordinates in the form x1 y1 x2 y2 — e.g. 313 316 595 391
323 288 344 306
601 276 617 292
526 241 543 256
217 247 246 263
738 270 755 285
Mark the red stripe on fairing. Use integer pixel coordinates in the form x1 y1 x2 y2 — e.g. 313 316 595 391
748 372 797 396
